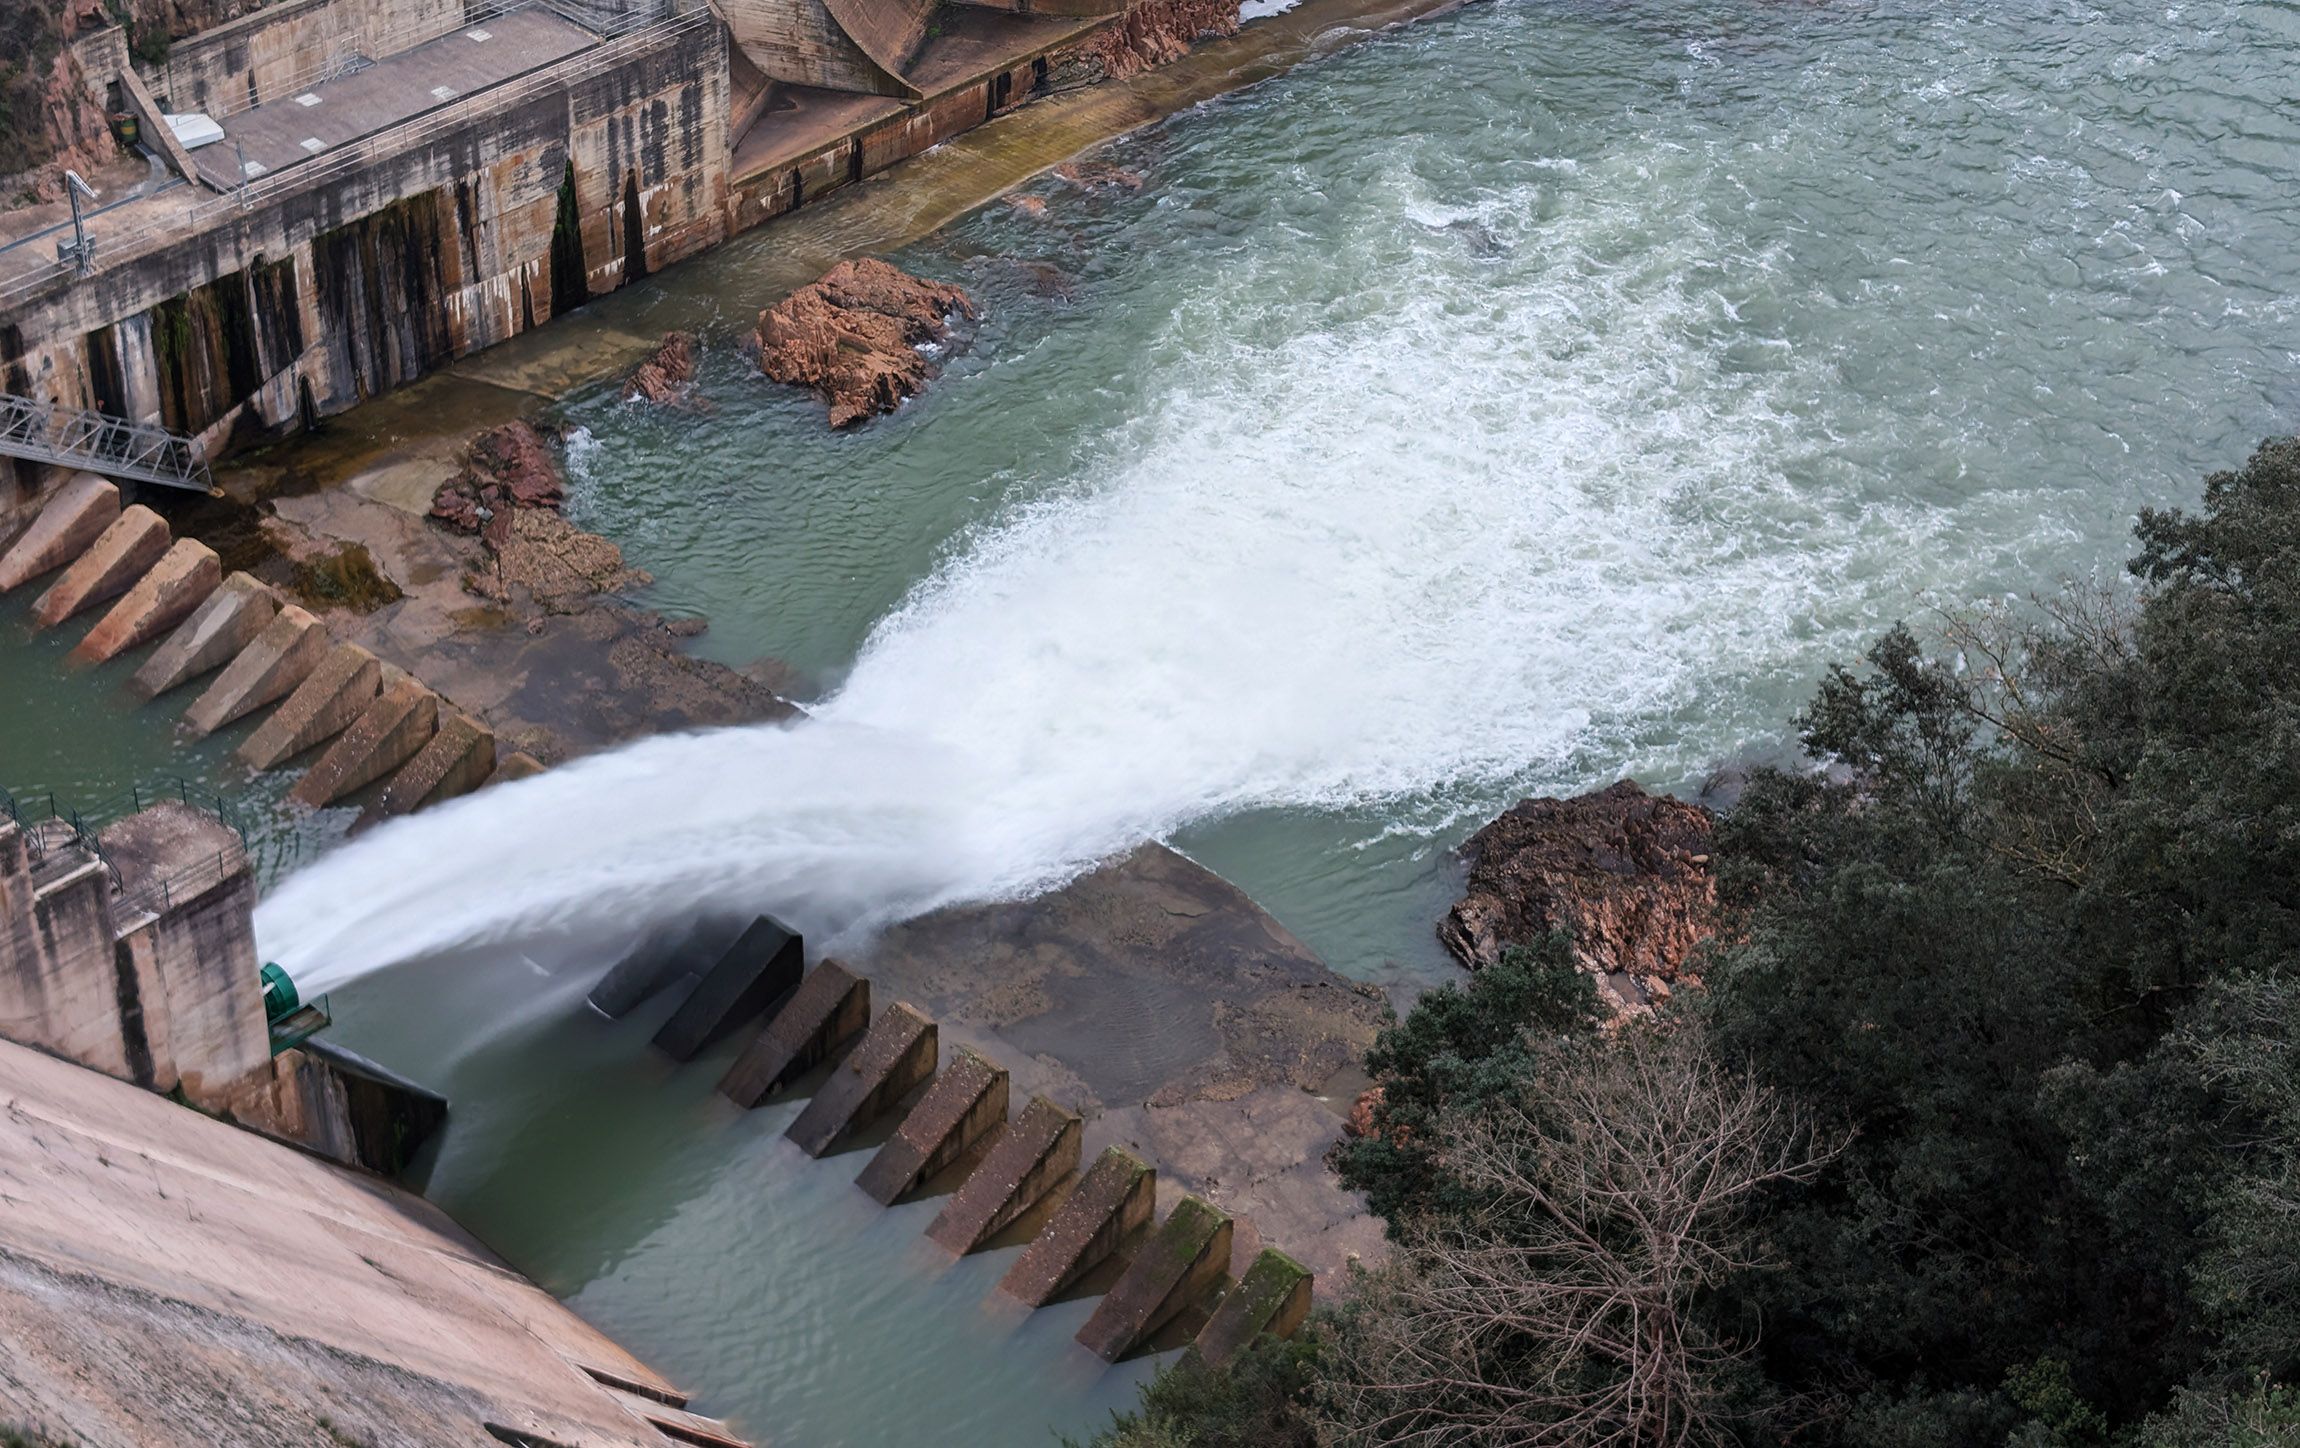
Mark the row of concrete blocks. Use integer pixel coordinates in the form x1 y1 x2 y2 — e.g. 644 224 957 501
0 475 542 827
590 918 1313 1368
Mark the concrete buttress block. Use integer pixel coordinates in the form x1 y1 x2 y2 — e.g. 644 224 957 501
31 505 170 628
925 1095 1082 1255
651 914 806 1061
237 643 382 770
354 711 495 829
70 539 221 665
0 474 118 592
589 917 747 1020
1076 1196 1235 1362
1194 1249 1314 1368
131 573 279 699
184 604 328 735
719 960 870 1107
786 1002 936 1157
999 1147 1156 1307
290 674 439 807
855 1046 1008 1205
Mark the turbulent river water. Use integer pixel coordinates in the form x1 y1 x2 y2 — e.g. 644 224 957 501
6 0 2298 1441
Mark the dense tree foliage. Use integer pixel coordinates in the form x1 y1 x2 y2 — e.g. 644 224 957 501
1083 437 2300 1446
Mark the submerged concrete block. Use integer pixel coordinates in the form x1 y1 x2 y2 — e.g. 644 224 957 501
651 914 806 1062
786 1002 936 1157
1000 1147 1156 1307
1077 1196 1235 1362
856 1046 1008 1205
69 539 220 665
184 604 326 735
131 573 279 699
0 474 117 592
589 917 740 1019
238 643 381 770
487 750 547 787
925 1095 1082 1255
355 711 495 828
719 960 870 1107
290 675 438 807
1194 1248 1313 1368
31 505 169 627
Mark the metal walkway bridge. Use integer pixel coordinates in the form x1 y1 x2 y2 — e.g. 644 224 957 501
0 392 214 493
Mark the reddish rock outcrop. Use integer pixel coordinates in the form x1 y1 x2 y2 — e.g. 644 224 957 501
621 331 699 406
430 421 565 549
1343 1085 1384 1140
753 259 976 429
1081 0 1240 79
1439 780 1718 1016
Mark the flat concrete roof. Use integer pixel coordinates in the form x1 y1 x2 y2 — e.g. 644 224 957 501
191 8 595 190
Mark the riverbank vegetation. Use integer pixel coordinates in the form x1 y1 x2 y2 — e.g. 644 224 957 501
1088 436 2300 1446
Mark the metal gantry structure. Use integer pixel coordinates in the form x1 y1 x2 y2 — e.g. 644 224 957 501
0 392 214 492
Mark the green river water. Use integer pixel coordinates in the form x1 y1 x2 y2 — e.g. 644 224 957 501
5 0 2297 1441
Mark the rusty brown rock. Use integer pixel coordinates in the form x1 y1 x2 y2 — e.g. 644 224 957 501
753 259 976 429
430 421 564 539
1343 1085 1383 1140
1082 0 1240 79
1439 780 1718 1016
621 331 700 406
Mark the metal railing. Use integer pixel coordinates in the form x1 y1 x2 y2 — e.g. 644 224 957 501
112 839 251 923
2 778 252 913
0 392 214 491
0 1 705 306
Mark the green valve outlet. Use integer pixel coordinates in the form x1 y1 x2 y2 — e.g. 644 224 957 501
260 962 300 1025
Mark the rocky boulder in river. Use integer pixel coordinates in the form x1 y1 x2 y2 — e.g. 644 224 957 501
621 331 700 406
753 259 975 428
1439 780 1718 1016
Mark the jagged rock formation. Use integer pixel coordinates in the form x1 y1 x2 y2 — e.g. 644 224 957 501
1439 780 1718 1015
622 331 701 407
429 422 649 612
754 259 975 428
1081 0 1241 79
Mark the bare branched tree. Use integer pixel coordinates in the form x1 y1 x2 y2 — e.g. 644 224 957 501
1318 1024 1845 1448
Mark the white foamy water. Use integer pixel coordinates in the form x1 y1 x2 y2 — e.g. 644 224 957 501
259 152 1845 989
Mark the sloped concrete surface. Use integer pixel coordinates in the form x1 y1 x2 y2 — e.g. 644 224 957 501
355 711 496 828
1077 1195 1234 1361
290 675 440 807
0 474 118 592
69 539 221 665
925 1094 1081 1254
720 960 870 1107
31 505 170 627
999 1146 1155 1307
856 1045 1007 1204
184 604 328 735
1195 1247 1313 1367
787 1002 936 1157
131 573 279 699
238 642 382 770
652 914 806 1062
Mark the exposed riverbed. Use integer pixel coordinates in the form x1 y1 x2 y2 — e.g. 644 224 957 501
6 0 2297 1442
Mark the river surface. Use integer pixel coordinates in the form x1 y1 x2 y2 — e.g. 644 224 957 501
6 0 2297 1442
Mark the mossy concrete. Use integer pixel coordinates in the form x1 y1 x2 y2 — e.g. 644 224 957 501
1076 1195 1233 1362
1194 1247 1311 1367
925 1094 1081 1254
999 1146 1154 1307
855 1045 1008 1205
786 1001 936 1157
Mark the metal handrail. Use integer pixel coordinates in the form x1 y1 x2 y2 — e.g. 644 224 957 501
112 840 251 923
0 2 704 305
0 392 213 491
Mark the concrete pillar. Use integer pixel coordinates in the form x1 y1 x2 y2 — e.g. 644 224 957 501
999 1147 1156 1307
354 711 495 828
588 916 744 1019
1194 1248 1313 1367
290 673 439 807
213 1038 449 1175
31 505 170 627
131 573 280 699
0 474 118 592
237 642 381 770
925 1095 1082 1255
69 539 221 665
100 803 268 1105
0 831 131 1082
719 960 870 1107
184 603 328 735
1076 1196 1235 1362
856 1045 1008 1205
786 1002 936 1158
652 914 805 1062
